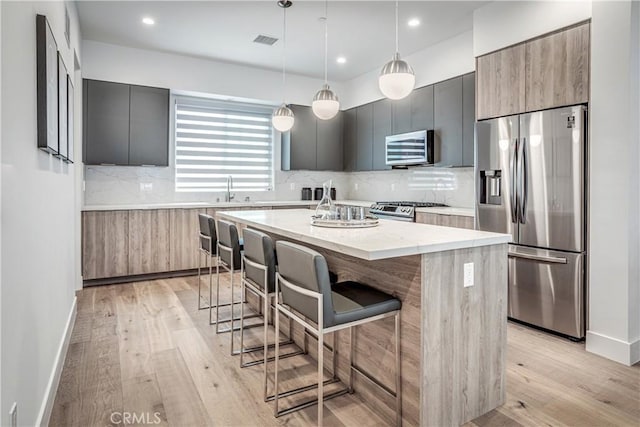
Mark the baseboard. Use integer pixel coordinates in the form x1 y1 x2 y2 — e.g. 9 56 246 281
83 268 199 287
586 330 640 366
36 296 77 426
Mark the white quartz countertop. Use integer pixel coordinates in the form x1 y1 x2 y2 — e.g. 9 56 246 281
218 209 510 260
81 200 375 212
415 206 475 217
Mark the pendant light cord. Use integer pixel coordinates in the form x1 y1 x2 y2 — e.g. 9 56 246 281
395 0 399 54
282 6 287 104
324 0 328 84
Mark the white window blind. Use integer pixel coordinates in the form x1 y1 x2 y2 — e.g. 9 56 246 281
174 96 274 193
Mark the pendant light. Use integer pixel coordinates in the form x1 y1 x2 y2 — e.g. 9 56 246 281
272 0 295 132
312 0 339 120
379 0 415 100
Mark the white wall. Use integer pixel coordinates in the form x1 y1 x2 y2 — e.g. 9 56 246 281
473 0 592 56
342 30 474 109
1 1 82 425
586 0 640 366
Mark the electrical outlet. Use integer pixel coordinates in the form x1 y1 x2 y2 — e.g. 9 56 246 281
9 402 17 427
290 183 295 191
354 183 359 191
139 182 153 192
391 183 396 191
464 262 474 287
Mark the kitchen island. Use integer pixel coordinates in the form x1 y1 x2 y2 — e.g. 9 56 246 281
217 209 511 426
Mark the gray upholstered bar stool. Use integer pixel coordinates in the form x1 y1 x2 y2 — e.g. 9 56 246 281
273 241 402 426
196 213 220 311
239 228 302 399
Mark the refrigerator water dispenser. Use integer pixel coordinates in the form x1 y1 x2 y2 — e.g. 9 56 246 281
480 170 502 205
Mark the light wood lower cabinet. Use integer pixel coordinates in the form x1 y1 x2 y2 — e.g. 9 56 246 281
416 212 475 229
169 208 206 271
82 211 129 280
128 209 171 275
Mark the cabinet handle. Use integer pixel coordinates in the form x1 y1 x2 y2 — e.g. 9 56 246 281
508 251 567 264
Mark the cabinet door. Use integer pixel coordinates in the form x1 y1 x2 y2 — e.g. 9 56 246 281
476 44 526 120
82 211 129 280
288 105 317 170
128 209 171 275
316 113 343 170
355 104 373 171
169 208 206 271
434 76 463 167
84 79 130 165
462 73 476 167
129 85 169 166
411 85 434 132
392 95 412 134
525 23 590 111
342 108 357 171
372 99 392 170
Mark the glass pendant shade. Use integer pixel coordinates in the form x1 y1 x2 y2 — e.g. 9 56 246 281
379 52 416 100
312 84 340 120
272 104 295 132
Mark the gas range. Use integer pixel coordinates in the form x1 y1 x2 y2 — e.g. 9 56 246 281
369 201 449 222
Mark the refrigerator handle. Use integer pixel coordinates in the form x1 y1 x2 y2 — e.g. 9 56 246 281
510 139 518 223
517 137 527 224
508 250 567 264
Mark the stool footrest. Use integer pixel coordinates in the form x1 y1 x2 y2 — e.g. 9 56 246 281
215 319 263 333
351 364 397 397
274 386 350 418
266 377 340 402
240 347 304 368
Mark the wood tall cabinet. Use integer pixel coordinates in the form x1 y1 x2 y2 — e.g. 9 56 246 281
476 22 590 120
525 23 590 112
476 44 526 120
82 211 129 280
128 209 171 275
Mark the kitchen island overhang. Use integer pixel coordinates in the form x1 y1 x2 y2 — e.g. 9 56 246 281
218 209 511 426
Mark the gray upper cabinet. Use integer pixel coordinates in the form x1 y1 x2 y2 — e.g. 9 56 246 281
462 73 476 167
316 114 343 170
84 79 170 166
287 105 317 170
411 85 434 133
355 104 373 171
372 99 392 170
129 86 169 166
284 104 343 171
391 96 412 134
434 76 463 167
84 80 130 165
343 108 357 172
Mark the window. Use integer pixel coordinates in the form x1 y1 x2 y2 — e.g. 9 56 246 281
174 96 274 193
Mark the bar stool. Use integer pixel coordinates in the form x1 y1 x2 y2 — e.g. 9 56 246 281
273 241 402 426
238 228 302 400
196 213 220 312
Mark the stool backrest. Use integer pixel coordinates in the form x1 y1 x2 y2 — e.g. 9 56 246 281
217 219 242 270
198 213 217 255
243 228 276 293
275 241 333 325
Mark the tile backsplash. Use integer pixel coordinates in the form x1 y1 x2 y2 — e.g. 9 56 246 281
84 166 475 208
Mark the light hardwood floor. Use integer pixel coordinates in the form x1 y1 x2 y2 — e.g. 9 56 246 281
50 275 639 426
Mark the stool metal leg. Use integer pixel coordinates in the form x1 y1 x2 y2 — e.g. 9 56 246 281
395 312 402 427
274 287 281 418
349 326 355 393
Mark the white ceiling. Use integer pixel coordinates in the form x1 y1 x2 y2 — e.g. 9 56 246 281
76 1 487 82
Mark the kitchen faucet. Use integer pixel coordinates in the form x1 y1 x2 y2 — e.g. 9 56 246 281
225 175 235 202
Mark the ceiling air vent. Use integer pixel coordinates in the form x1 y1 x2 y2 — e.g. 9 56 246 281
253 34 279 46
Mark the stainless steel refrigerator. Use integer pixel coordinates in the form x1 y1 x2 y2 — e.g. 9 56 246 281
475 105 586 339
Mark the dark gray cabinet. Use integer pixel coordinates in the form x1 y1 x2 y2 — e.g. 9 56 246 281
372 99 392 170
283 104 343 171
355 104 373 171
392 96 412 134
411 85 434 133
316 114 343 170
434 76 463 167
84 80 130 165
129 86 169 166
84 79 169 166
287 105 317 170
343 108 357 171
462 72 475 166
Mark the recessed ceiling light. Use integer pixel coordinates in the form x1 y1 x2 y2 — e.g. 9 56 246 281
408 18 420 27
336 56 347 64
142 17 155 26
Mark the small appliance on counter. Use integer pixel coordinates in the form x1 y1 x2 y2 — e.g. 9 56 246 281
314 187 336 200
301 187 312 200
369 201 448 222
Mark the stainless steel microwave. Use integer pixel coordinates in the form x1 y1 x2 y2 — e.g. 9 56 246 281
385 130 434 167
